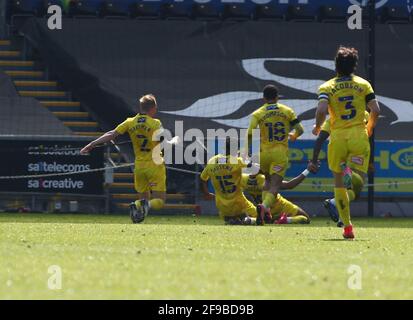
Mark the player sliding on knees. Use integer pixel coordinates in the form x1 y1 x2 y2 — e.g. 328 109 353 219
81 94 177 224
311 111 369 227
241 162 318 225
200 137 258 225
247 84 304 226
311 46 380 239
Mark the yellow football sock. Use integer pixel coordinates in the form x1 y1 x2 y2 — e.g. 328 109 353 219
287 216 309 224
262 192 276 209
149 198 164 210
261 191 269 207
348 189 356 202
351 172 364 198
334 188 351 226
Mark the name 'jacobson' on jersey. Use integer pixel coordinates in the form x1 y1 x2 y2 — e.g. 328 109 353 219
115 113 163 166
318 75 375 134
248 102 299 151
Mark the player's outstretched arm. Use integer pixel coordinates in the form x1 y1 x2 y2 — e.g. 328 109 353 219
289 122 304 142
311 130 329 172
246 115 258 157
281 161 320 190
366 99 381 137
201 180 215 201
313 100 329 135
280 167 310 190
80 129 120 155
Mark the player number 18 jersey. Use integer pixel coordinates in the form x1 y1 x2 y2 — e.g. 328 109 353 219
248 103 299 151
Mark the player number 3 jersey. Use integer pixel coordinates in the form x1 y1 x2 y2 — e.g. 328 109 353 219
318 75 375 135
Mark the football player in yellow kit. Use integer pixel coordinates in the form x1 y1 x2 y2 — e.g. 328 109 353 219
311 112 369 228
200 138 257 225
81 94 170 224
241 162 317 224
247 85 304 225
312 46 380 239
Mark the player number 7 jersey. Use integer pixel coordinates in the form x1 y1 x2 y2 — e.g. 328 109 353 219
115 113 164 166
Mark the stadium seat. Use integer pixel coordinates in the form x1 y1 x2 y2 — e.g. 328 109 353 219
381 6 411 24
10 0 46 16
254 4 285 21
222 4 252 21
162 3 191 20
9 0 46 32
71 0 103 18
43 0 71 16
192 3 220 20
287 5 316 22
131 2 161 19
102 0 133 18
357 5 382 24
319 5 346 22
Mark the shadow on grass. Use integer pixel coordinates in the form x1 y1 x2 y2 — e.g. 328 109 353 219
0 213 220 226
1 213 413 229
321 238 370 242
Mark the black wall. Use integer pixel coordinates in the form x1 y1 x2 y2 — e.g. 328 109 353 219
0 1 6 38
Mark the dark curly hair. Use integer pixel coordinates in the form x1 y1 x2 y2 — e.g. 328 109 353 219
335 46 359 77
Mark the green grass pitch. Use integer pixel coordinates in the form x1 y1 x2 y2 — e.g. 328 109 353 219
1 213 413 300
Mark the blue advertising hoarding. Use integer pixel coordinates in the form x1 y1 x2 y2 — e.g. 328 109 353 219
211 138 413 198
284 140 413 197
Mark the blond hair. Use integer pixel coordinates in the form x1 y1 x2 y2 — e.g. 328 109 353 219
139 94 157 112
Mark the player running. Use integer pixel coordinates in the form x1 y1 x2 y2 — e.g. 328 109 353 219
247 84 304 225
80 94 168 224
311 112 369 227
200 138 257 225
241 162 316 225
311 46 380 239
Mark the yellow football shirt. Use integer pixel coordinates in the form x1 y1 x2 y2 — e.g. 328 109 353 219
248 102 299 151
200 154 247 203
321 110 370 134
241 173 265 199
318 75 375 135
115 113 163 166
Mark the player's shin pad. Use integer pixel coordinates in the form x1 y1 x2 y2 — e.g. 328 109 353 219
262 192 276 209
334 188 351 226
348 189 356 202
350 172 364 198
